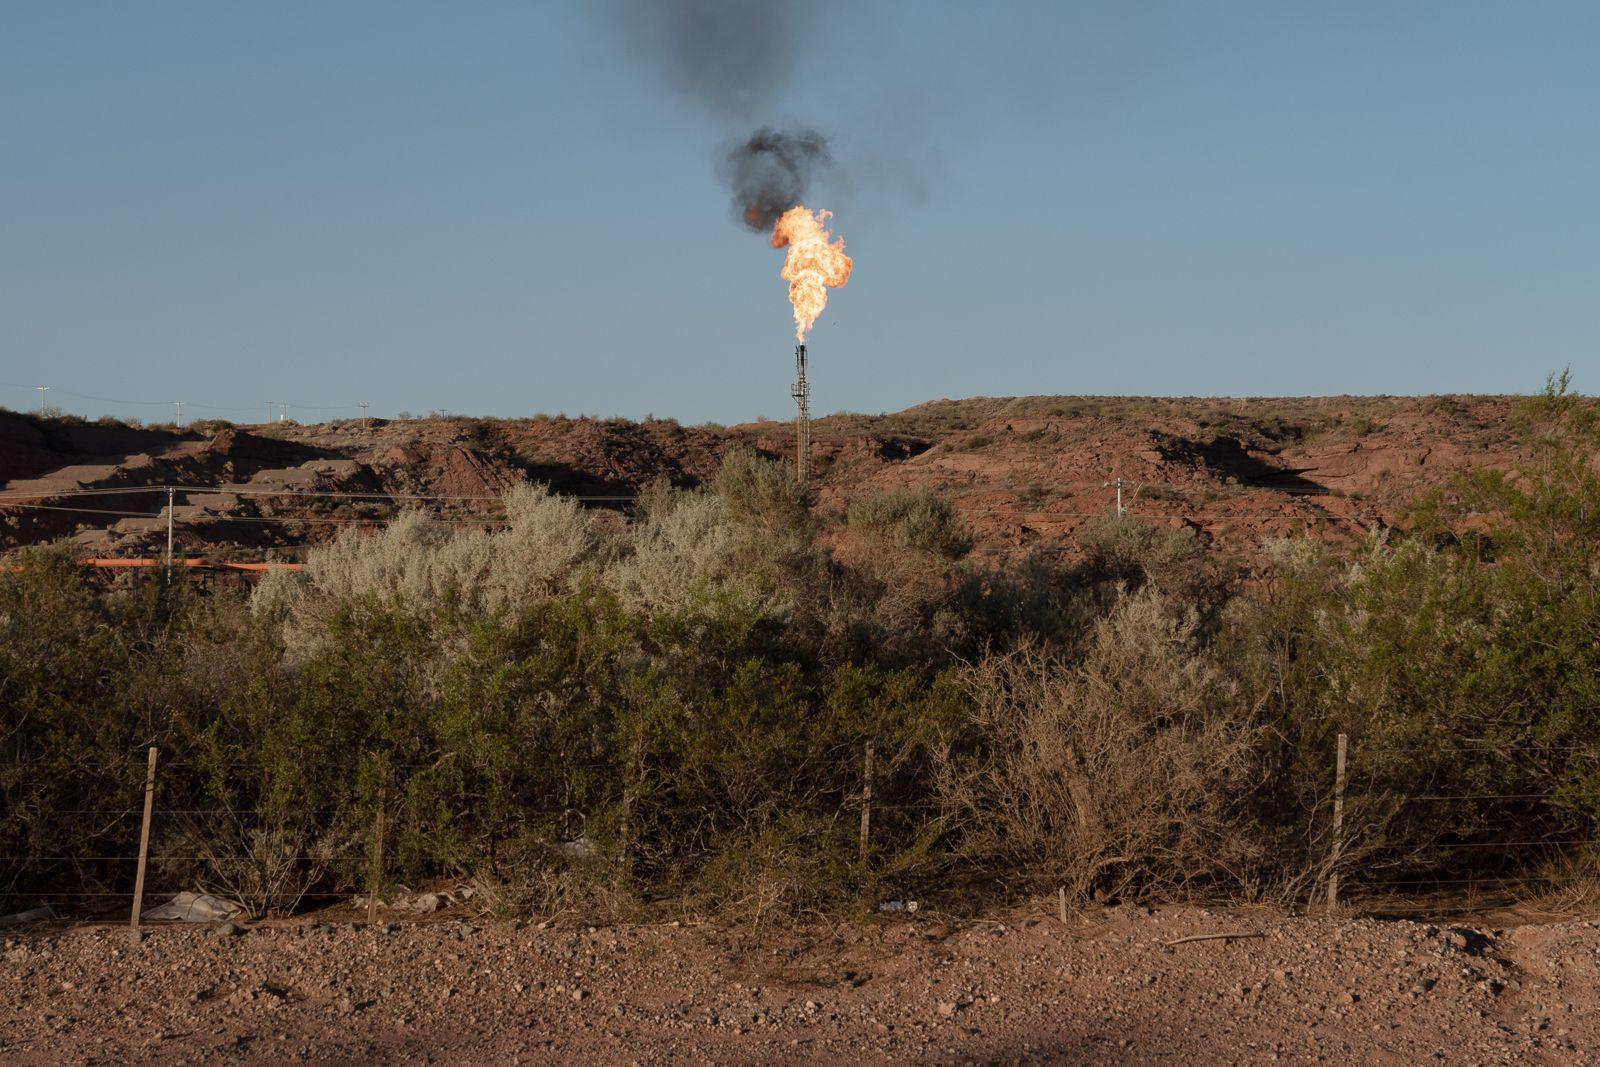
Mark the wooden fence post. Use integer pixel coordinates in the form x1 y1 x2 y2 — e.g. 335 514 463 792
859 741 875 866
1326 732 1348 908
129 746 158 941
368 792 386 925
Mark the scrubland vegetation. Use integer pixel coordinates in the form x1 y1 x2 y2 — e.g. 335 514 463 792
3 378 1599 921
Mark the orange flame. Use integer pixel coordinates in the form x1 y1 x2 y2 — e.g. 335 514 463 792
770 206 852 342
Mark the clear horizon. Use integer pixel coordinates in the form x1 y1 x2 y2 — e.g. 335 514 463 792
4 2 1597 424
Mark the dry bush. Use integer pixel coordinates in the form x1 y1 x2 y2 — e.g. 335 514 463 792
1076 512 1238 628
470 862 641 924
480 486 602 608
714 447 814 547
604 490 753 614
253 485 599 651
605 451 821 623
845 492 972 560
155 815 355 918
678 825 847 926
1515 852 1600 920
952 548 1099 651
828 491 973 659
1078 512 1203 591
938 589 1260 902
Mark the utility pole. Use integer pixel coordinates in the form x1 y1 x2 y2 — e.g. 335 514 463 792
361 401 370 431
165 487 175 571
266 400 274 425
279 403 288 424
173 400 183 427
37 385 49 417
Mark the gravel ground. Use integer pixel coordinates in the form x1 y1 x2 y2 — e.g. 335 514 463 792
2 903 1597 1064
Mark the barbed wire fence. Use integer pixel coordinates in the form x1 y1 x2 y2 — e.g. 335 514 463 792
0 746 629 937
4 729 1596 935
0 422 1421 929
0 472 1369 559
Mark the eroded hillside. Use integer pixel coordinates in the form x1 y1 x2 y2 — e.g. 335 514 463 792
0 395 1532 562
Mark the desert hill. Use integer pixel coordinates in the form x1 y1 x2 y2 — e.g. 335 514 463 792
0 394 1528 562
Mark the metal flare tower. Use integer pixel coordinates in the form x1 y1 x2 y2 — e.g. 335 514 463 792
791 343 811 486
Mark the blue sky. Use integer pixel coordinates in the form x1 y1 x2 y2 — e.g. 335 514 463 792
3 2 1597 423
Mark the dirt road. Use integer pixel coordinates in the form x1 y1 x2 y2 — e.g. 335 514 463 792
2 904 1594 1064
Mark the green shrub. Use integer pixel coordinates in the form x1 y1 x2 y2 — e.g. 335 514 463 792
8 384 1600 919
845 492 972 560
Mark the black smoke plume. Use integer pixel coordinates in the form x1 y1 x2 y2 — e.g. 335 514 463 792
616 0 807 119
717 127 831 231
615 1 835 231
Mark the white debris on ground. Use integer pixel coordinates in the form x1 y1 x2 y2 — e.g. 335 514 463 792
392 885 478 915
0 906 55 929
140 892 243 923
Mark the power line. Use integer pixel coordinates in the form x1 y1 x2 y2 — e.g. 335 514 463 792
0 485 637 503
0 503 174 520
0 502 519 526
2 382 364 415
0 487 180 501
52 388 168 408
0 481 1358 507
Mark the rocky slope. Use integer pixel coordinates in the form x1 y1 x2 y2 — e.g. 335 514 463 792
0 395 1533 562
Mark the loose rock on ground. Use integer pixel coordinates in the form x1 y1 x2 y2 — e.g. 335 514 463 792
1 904 1596 1064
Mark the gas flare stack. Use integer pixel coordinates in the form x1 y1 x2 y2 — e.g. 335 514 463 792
791 343 811 486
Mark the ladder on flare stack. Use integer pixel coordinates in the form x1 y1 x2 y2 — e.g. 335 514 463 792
792 344 811 487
